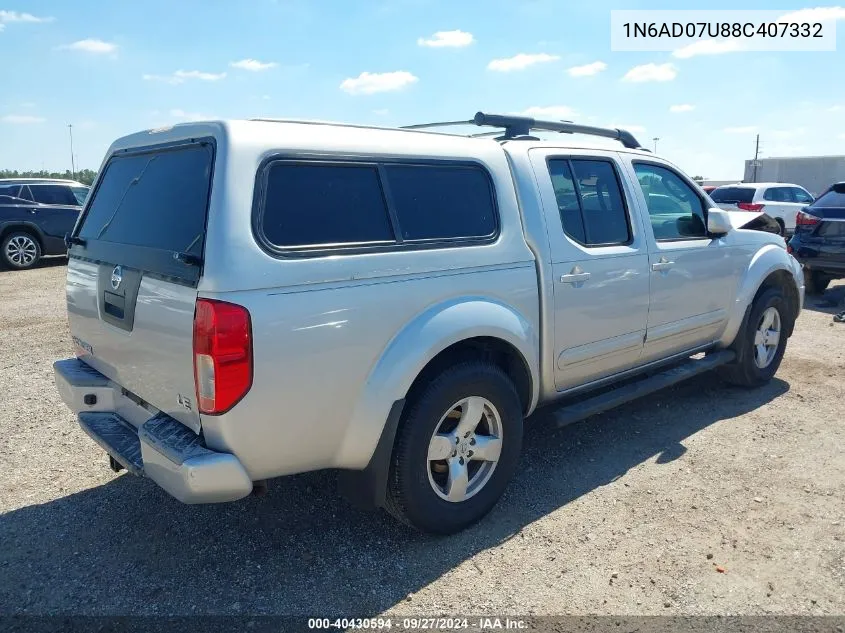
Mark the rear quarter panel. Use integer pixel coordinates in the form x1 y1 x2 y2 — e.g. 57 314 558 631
201 266 539 479
197 122 540 479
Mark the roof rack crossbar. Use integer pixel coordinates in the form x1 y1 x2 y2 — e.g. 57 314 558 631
400 112 643 149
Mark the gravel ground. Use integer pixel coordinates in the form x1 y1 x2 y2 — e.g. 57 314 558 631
0 261 843 616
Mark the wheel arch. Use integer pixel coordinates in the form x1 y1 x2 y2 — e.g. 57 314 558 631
335 297 539 508
0 222 45 248
719 244 803 347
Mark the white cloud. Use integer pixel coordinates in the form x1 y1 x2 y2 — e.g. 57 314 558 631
0 10 53 23
417 30 474 48
372 108 390 116
143 70 227 84
567 61 606 77
487 52 559 72
339 71 418 95
670 104 695 113
673 39 744 59
520 106 577 119
0 25 4 32
61 39 118 54
724 126 757 134
829 105 843 112
778 6 845 22
622 63 677 82
230 59 278 71
2 114 45 124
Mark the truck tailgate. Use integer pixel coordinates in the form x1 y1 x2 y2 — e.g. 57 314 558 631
64 139 215 433
67 258 201 431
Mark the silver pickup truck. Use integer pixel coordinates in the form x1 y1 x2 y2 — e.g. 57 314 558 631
53 113 804 534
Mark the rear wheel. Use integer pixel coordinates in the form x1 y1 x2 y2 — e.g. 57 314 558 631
804 269 830 295
719 287 790 387
775 218 786 237
1 231 41 270
385 362 523 534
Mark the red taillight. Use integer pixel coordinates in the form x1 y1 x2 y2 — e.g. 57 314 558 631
796 210 821 226
193 299 252 415
737 202 764 211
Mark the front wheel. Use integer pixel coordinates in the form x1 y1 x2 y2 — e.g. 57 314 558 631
1 231 42 270
385 362 523 534
719 287 790 387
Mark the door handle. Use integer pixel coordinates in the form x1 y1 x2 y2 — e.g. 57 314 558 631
651 257 674 272
27 208 37 214
560 266 591 284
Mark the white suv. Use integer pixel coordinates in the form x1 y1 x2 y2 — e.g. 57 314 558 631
710 182 814 236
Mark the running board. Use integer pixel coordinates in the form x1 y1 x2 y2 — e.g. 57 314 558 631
554 350 736 428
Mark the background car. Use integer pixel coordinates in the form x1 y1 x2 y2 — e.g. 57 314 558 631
788 182 845 294
0 178 90 206
710 182 814 236
0 179 89 269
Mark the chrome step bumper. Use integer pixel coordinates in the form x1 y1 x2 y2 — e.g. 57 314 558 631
54 358 253 504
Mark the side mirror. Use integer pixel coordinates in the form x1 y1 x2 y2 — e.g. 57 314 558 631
707 208 732 236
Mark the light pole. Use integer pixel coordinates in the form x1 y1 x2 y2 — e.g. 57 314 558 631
652 137 660 153
68 124 76 180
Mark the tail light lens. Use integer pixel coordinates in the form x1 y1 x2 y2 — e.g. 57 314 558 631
737 202 764 211
796 209 821 226
193 299 253 415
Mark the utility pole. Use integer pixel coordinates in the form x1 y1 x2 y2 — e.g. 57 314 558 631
653 137 660 153
751 134 760 183
68 124 76 181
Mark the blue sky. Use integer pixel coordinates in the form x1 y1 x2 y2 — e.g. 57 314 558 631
0 0 843 179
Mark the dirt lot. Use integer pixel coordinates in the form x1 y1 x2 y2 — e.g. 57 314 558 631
0 260 843 617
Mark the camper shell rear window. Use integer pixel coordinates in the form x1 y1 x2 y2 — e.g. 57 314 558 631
72 140 215 285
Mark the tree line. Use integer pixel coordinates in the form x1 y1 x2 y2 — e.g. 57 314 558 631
0 169 98 186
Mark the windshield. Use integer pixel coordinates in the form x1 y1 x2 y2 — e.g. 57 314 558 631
710 187 756 203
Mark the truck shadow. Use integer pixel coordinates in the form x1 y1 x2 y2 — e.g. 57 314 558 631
802 283 845 315
0 373 788 615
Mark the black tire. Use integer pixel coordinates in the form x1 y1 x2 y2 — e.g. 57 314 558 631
804 269 830 296
1 231 42 270
385 361 523 535
719 287 791 388
775 218 786 237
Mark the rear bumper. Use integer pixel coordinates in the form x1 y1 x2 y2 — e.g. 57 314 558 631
794 257 845 275
53 358 253 504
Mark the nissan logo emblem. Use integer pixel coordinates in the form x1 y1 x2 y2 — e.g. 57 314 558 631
110 265 123 290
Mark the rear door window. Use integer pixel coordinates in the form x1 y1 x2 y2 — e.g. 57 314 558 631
791 187 814 204
710 187 756 203
763 187 792 202
547 158 631 246
30 185 79 206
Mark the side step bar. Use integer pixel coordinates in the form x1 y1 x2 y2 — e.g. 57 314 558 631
554 350 736 428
